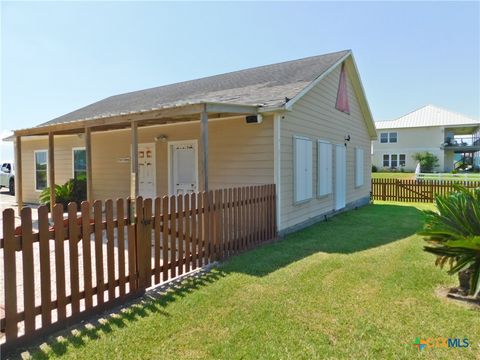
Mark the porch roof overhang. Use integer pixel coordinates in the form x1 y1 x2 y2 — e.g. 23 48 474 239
12 102 260 137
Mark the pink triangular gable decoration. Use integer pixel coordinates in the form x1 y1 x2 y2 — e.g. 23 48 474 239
335 63 350 114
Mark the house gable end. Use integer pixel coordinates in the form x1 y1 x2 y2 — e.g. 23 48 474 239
285 53 377 140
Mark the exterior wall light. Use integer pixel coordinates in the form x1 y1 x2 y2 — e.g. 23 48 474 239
155 135 168 143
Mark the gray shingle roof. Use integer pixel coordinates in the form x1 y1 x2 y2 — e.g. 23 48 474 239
39 50 350 127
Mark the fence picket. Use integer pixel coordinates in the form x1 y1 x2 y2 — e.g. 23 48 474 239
154 198 161 285
67 203 80 315
53 204 67 321
191 194 197 270
38 205 52 325
117 199 126 297
136 197 146 289
162 196 169 282
184 193 191 273
3 208 17 341
21 207 35 334
170 196 177 279
143 198 153 288
105 200 116 301
81 202 93 309
177 195 184 275
93 201 104 306
198 192 204 268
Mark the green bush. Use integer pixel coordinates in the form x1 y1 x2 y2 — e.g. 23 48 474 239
419 185 480 297
39 177 87 209
371 165 378 173
413 152 439 173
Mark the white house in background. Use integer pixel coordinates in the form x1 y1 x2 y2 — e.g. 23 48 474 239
372 105 480 172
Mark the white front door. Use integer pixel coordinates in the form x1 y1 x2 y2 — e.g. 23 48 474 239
138 143 156 199
170 141 198 195
335 144 346 210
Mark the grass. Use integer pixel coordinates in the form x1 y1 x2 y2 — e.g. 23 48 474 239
372 172 415 180
372 172 480 181
28 203 479 359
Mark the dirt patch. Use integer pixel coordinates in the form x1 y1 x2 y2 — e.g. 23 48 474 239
436 287 480 309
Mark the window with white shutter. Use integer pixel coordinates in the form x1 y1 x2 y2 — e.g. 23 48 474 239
355 147 364 187
317 140 332 196
293 136 313 203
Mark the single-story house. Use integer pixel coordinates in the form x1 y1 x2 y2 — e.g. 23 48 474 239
372 105 480 172
6 49 376 234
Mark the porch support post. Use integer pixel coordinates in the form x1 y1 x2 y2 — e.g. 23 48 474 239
48 132 55 209
200 105 209 192
85 127 93 203
130 122 139 222
14 135 23 209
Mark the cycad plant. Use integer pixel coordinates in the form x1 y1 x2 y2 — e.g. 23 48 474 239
419 185 480 297
39 181 74 209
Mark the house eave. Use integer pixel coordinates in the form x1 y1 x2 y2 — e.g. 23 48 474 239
13 101 260 137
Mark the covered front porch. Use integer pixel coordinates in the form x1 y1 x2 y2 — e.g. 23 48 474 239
13 103 275 209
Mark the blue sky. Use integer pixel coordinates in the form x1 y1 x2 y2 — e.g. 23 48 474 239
1 1 479 159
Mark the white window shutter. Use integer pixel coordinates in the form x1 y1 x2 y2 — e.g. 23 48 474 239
355 147 364 187
294 137 312 203
317 140 332 196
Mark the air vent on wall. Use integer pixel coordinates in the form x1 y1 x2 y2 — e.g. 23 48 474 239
245 114 263 124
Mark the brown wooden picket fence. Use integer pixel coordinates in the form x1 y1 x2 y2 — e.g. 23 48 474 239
0 184 276 352
371 178 480 202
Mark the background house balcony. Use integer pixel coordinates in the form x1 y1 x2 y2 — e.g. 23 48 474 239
441 122 480 152
441 134 480 151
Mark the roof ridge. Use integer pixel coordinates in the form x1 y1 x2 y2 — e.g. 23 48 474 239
33 49 352 128
391 104 431 121
104 49 351 100
423 104 479 122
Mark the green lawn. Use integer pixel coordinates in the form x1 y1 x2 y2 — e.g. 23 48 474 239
372 172 415 180
372 172 480 182
30 203 479 359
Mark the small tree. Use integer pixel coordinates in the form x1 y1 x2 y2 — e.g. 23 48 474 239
413 152 439 173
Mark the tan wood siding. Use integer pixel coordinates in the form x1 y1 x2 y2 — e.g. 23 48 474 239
19 117 273 203
21 135 85 204
280 64 372 230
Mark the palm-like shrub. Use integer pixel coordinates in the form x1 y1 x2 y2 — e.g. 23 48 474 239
39 181 74 209
420 185 480 297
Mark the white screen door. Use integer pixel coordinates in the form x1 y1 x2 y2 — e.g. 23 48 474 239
170 141 198 195
335 144 346 210
138 143 156 199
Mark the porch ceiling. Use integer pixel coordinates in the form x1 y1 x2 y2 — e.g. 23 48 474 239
13 102 259 137
445 125 479 135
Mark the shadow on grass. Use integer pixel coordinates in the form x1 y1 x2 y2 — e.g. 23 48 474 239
222 203 426 277
26 270 226 360
24 203 423 359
